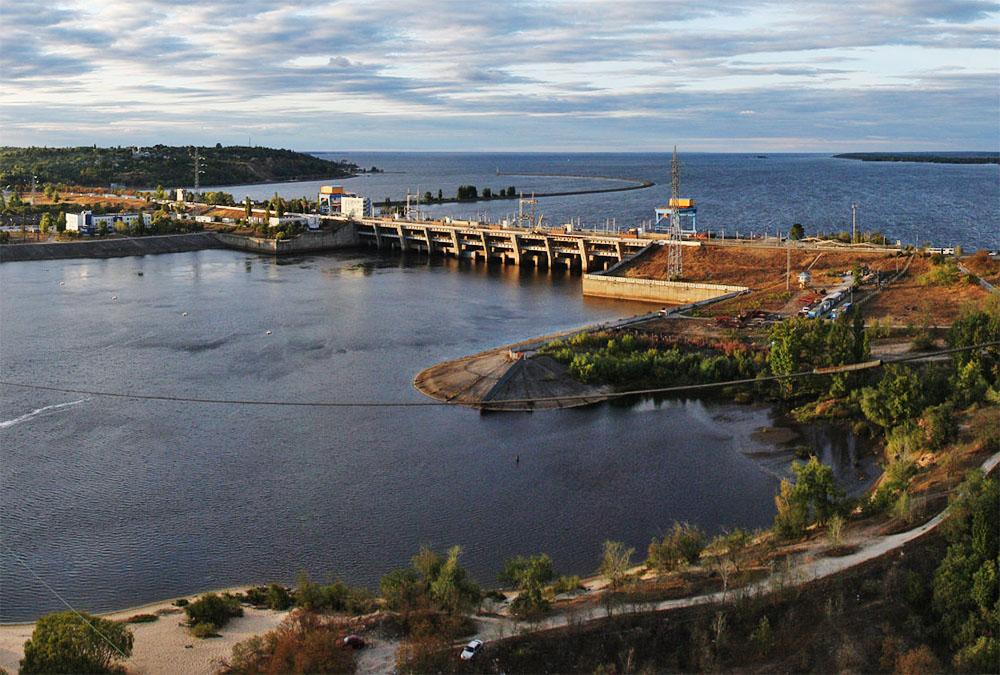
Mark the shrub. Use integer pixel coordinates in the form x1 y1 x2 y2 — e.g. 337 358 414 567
552 575 583 594
919 402 958 451
21 611 133 674
219 611 354 674
184 592 243 629
648 522 706 572
266 583 293 611
509 586 550 620
191 622 220 639
173 598 189 607
895 645 942 674
122 613 158 624
499 554 555 589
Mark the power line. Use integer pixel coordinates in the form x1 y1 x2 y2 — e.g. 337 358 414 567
0 342 995 410
1 544 130 660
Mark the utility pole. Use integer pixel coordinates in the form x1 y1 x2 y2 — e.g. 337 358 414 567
786 242 791 291
851 203 858 244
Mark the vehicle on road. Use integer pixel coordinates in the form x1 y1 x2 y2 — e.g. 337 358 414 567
343 634 366 649
460 638 484 660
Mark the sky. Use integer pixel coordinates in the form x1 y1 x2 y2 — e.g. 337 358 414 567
1 0 998 151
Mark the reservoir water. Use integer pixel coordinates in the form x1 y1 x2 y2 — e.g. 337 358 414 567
0 250 872 621
214 152 999 250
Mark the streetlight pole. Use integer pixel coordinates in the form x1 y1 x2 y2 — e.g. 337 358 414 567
851 203 858 244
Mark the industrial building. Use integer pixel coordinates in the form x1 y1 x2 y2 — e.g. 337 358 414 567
341 195 372 219
318 185 371 218
65 211 151 235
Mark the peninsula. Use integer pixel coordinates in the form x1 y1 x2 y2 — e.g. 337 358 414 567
0 145 359 188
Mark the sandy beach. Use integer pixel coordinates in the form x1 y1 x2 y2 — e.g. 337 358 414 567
0 592 288 675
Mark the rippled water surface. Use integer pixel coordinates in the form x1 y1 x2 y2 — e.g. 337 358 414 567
3 250 870 621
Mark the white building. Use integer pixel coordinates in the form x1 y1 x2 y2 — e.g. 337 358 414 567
65 211 152 235
268 215 305 228
341 195 372 219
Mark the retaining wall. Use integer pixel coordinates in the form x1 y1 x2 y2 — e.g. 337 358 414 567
582 273 747 304
215 223 359 254
0 232 223 262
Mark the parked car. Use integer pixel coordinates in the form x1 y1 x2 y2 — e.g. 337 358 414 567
460 639 484 660
343 634 366 649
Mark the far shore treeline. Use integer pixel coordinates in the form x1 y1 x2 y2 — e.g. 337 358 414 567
0 145 360 189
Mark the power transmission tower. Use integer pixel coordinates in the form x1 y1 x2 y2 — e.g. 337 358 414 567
666 146 683 279
851 203 859 244
192 148 203 191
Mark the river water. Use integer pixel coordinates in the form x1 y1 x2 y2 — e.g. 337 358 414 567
210 152 999 250
0 250 875 621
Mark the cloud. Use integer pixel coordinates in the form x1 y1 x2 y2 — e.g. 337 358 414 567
1 0 997 150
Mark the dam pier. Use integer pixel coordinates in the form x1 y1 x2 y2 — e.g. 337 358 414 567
354 217 650 272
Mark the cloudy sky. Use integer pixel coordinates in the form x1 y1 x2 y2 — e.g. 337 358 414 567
2 0 997 151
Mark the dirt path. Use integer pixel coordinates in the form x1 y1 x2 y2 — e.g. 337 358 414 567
459 448 1000 651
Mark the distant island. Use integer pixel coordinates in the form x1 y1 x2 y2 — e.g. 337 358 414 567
0 145 360 188
834 152 999 165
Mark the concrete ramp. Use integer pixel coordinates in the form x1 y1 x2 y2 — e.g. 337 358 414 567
414 350 609 411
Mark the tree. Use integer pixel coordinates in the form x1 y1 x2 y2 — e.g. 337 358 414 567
703 529 752 591
244 197 252 221
153 184 166 200
482 187 493 199
648 522 706 572
499 553 555 589
380 568 422 611
21 610 134 674
860 365 927 429
56 211 66 233
437 189 443 201
599 540 634 590
932 471 999 671
500 553 555 619
789 223 804 240
39 212 51 236
774 456 845 537
428 546 479 614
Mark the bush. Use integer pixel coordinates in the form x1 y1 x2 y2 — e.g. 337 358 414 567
173 598 189 607
648 522 706 572
21 611 134 674
191 622 221 639
266 583 293 611
219 611 355 674
122 613 158 624
552 575 583 594
184 592 243 630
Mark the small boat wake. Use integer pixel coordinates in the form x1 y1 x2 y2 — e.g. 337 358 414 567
0 399 88 429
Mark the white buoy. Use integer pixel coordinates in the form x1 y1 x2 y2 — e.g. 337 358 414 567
266 330 272 335
181 312 188 317
111 296 118 301
58 282 65 286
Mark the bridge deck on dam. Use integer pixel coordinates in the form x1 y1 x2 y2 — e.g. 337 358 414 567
354 218 650 271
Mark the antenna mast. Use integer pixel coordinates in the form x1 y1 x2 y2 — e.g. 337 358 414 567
193 148 202 191
666 146 683 279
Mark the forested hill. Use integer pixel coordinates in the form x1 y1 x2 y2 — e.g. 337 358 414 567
834 152 999 164
0 145 359 188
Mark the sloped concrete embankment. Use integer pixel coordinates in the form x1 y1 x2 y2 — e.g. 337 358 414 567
0 232 224 262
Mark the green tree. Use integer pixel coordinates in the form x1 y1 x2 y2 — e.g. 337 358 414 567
244 196 252 221
437 189 443 201
648 522 706 572
21 610 134 674
599 540 634 590
380 568 422 611
932 471 999 671
153 184 165 200
39 212 51 236
773 456 845 537
860 365 926 429
56 211 66 233
428 546 479 614
789 223 804 240
499 553 555 589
